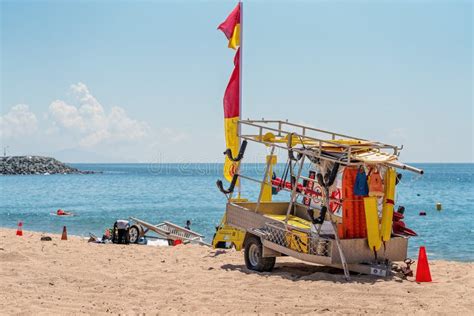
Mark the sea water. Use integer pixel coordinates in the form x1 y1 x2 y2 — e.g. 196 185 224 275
0 163 472 261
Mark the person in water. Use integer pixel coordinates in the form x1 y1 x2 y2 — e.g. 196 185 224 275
57 209 72 216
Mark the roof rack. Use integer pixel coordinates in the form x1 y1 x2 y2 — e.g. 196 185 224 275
238 119 423 174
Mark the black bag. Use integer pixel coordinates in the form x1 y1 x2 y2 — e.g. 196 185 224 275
112 221 130 244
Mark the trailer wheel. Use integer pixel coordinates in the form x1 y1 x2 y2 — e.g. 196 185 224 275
244 236 275 272
128 225 141 244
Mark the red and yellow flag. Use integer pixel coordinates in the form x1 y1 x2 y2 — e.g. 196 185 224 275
219 3 241 182
218 3 241 50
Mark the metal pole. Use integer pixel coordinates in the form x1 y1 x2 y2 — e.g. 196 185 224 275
331 219 351 281
324 179 350 280
237 0 243 198
239 0 243 121
238 0 243 139
285 155 306 226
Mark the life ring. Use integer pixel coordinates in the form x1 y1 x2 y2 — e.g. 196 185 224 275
329 189 342 213
311 184 323 205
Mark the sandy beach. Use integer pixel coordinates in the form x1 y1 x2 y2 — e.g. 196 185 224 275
0 229 472 315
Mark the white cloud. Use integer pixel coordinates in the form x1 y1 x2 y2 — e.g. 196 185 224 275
49 82 149 147
159 127 189 143
49 100 86 131
2 83 191 162
0 104 38 139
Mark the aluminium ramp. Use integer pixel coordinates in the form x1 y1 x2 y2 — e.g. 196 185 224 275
129 217 211 247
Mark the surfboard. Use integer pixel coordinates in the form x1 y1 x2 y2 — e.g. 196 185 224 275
363 197 382 252
264 214 311 230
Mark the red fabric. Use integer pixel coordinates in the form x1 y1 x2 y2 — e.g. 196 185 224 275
342 168 356 239
271 176 323 199
303 171 316 206
342 168 367 239
223 49 240 118
218 3 240 40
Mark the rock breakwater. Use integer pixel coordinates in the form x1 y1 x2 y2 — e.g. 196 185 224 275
0 156 95 175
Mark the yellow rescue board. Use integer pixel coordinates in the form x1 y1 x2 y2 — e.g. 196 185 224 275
380 168 396 242
364 197 382 251
253 134 373 153
264 214 310 253
264 214 311 230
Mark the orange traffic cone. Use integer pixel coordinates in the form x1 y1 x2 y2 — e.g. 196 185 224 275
61 226 68 241
16 221 23 236
416 246 432 282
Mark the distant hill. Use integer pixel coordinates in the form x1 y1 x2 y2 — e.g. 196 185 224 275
0 156 96 175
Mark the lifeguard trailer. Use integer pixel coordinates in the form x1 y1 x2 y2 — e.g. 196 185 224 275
214 119 423 279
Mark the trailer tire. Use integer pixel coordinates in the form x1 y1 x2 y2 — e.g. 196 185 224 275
128 225 141 244
244 236 275 272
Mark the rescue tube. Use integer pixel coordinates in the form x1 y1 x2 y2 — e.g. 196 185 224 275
364 197 382 252
380 168 396 242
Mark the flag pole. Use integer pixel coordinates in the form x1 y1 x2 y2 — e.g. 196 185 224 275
239 0 243 124
237 0 243 198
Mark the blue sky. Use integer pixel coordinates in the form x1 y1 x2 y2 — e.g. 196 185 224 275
1 0 472 163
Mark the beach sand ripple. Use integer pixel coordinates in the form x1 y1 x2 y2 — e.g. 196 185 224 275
0 229 472 315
